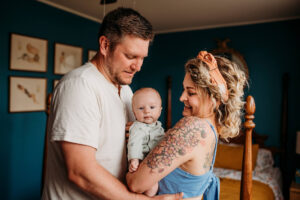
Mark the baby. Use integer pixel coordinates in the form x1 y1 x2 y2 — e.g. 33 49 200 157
127 88 164 196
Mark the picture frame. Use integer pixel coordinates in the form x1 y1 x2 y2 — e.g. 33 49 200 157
88 50 97 60
211 39 248 79
54 43 83 75
9 76 47 113
53 79 59 89
10 33 48 72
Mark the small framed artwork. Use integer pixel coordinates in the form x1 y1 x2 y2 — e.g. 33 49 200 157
10 33 48 72
88 50 97 60
54 43 83 75
53 79 59 89
9 76 47 112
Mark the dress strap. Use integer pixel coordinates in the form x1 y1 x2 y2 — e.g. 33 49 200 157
205 120 218 170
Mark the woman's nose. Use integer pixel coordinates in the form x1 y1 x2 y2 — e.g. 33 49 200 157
179 91 186 102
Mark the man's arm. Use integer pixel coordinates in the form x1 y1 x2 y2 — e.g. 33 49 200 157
61 141 145 200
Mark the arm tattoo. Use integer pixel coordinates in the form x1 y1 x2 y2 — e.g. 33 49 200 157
146 117 207 173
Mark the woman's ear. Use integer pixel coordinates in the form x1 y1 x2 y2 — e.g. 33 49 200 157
99 36 110 56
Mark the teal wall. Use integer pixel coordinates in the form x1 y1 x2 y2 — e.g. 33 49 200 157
1 0 299 199
138 19 300 148
135 19 300 197
0 0 100 199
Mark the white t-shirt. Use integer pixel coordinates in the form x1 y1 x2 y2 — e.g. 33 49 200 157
42 62 135 200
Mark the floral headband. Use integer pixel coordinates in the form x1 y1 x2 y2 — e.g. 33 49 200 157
197 51 229 102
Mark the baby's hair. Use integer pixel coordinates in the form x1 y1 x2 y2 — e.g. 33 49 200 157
185 56 247 140
132 88 162 105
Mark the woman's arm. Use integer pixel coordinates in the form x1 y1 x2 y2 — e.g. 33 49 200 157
126 116 212 193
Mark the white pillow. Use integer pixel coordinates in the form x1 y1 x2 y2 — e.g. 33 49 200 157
254 148 274 172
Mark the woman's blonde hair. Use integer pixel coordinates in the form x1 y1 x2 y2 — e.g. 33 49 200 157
185 55 247 140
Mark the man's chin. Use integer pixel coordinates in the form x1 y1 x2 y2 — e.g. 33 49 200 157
117 78 133 85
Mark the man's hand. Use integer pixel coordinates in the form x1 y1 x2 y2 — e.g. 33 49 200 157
153 192 184 200
125 121 133 143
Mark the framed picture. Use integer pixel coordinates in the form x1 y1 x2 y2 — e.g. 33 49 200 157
9 76 47 112
88 50 97 60
53 79 59 89
54 43 83 75
10 33 48 72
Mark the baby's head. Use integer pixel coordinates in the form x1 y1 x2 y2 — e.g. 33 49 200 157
132 88 162 124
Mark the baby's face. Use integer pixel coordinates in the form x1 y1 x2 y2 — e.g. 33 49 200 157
132 91 162 124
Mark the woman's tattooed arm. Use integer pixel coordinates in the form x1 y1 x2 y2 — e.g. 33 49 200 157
145 116 210 173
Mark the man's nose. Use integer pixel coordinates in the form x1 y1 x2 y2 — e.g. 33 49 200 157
131 59 143 72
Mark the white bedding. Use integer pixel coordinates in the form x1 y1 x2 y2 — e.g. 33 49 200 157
213 166 283 200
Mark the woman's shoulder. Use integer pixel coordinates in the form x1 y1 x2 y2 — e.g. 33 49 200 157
175 116 209 128
172 116 216 141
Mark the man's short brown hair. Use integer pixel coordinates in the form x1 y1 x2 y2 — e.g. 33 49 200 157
98 7 154 52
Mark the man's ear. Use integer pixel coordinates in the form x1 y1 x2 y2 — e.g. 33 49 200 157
99 36 110 56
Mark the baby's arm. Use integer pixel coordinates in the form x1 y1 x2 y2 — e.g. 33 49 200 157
127 122 147 172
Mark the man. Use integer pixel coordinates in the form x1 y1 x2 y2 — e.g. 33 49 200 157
42 7 182 200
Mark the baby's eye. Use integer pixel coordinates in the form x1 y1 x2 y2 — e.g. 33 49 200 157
150 106 155 109
138 107 144 110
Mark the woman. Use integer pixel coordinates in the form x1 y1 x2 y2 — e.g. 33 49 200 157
127 51 247 199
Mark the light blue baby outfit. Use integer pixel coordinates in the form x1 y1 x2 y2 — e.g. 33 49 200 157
158 121 220 199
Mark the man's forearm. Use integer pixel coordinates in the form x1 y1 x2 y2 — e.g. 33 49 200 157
61 142 150 200
68 163 150 200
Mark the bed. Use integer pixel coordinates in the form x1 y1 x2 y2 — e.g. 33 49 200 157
165 77 286 200
213 141 283 200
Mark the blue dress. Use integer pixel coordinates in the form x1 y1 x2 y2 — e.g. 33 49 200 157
158 121 220 199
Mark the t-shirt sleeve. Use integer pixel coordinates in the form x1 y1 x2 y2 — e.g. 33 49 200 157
50 77 101 149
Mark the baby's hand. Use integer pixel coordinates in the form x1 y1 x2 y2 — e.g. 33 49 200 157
129 159 139 172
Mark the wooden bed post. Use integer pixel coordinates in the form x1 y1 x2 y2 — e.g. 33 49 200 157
240 96 256 200
166 76 172 130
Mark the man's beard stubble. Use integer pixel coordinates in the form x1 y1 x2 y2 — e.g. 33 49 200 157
106 62 132 86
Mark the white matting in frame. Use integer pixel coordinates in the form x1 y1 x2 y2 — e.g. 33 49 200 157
54 43 83 75
88 50 97 60
9 76 47 112
10 33 48 72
